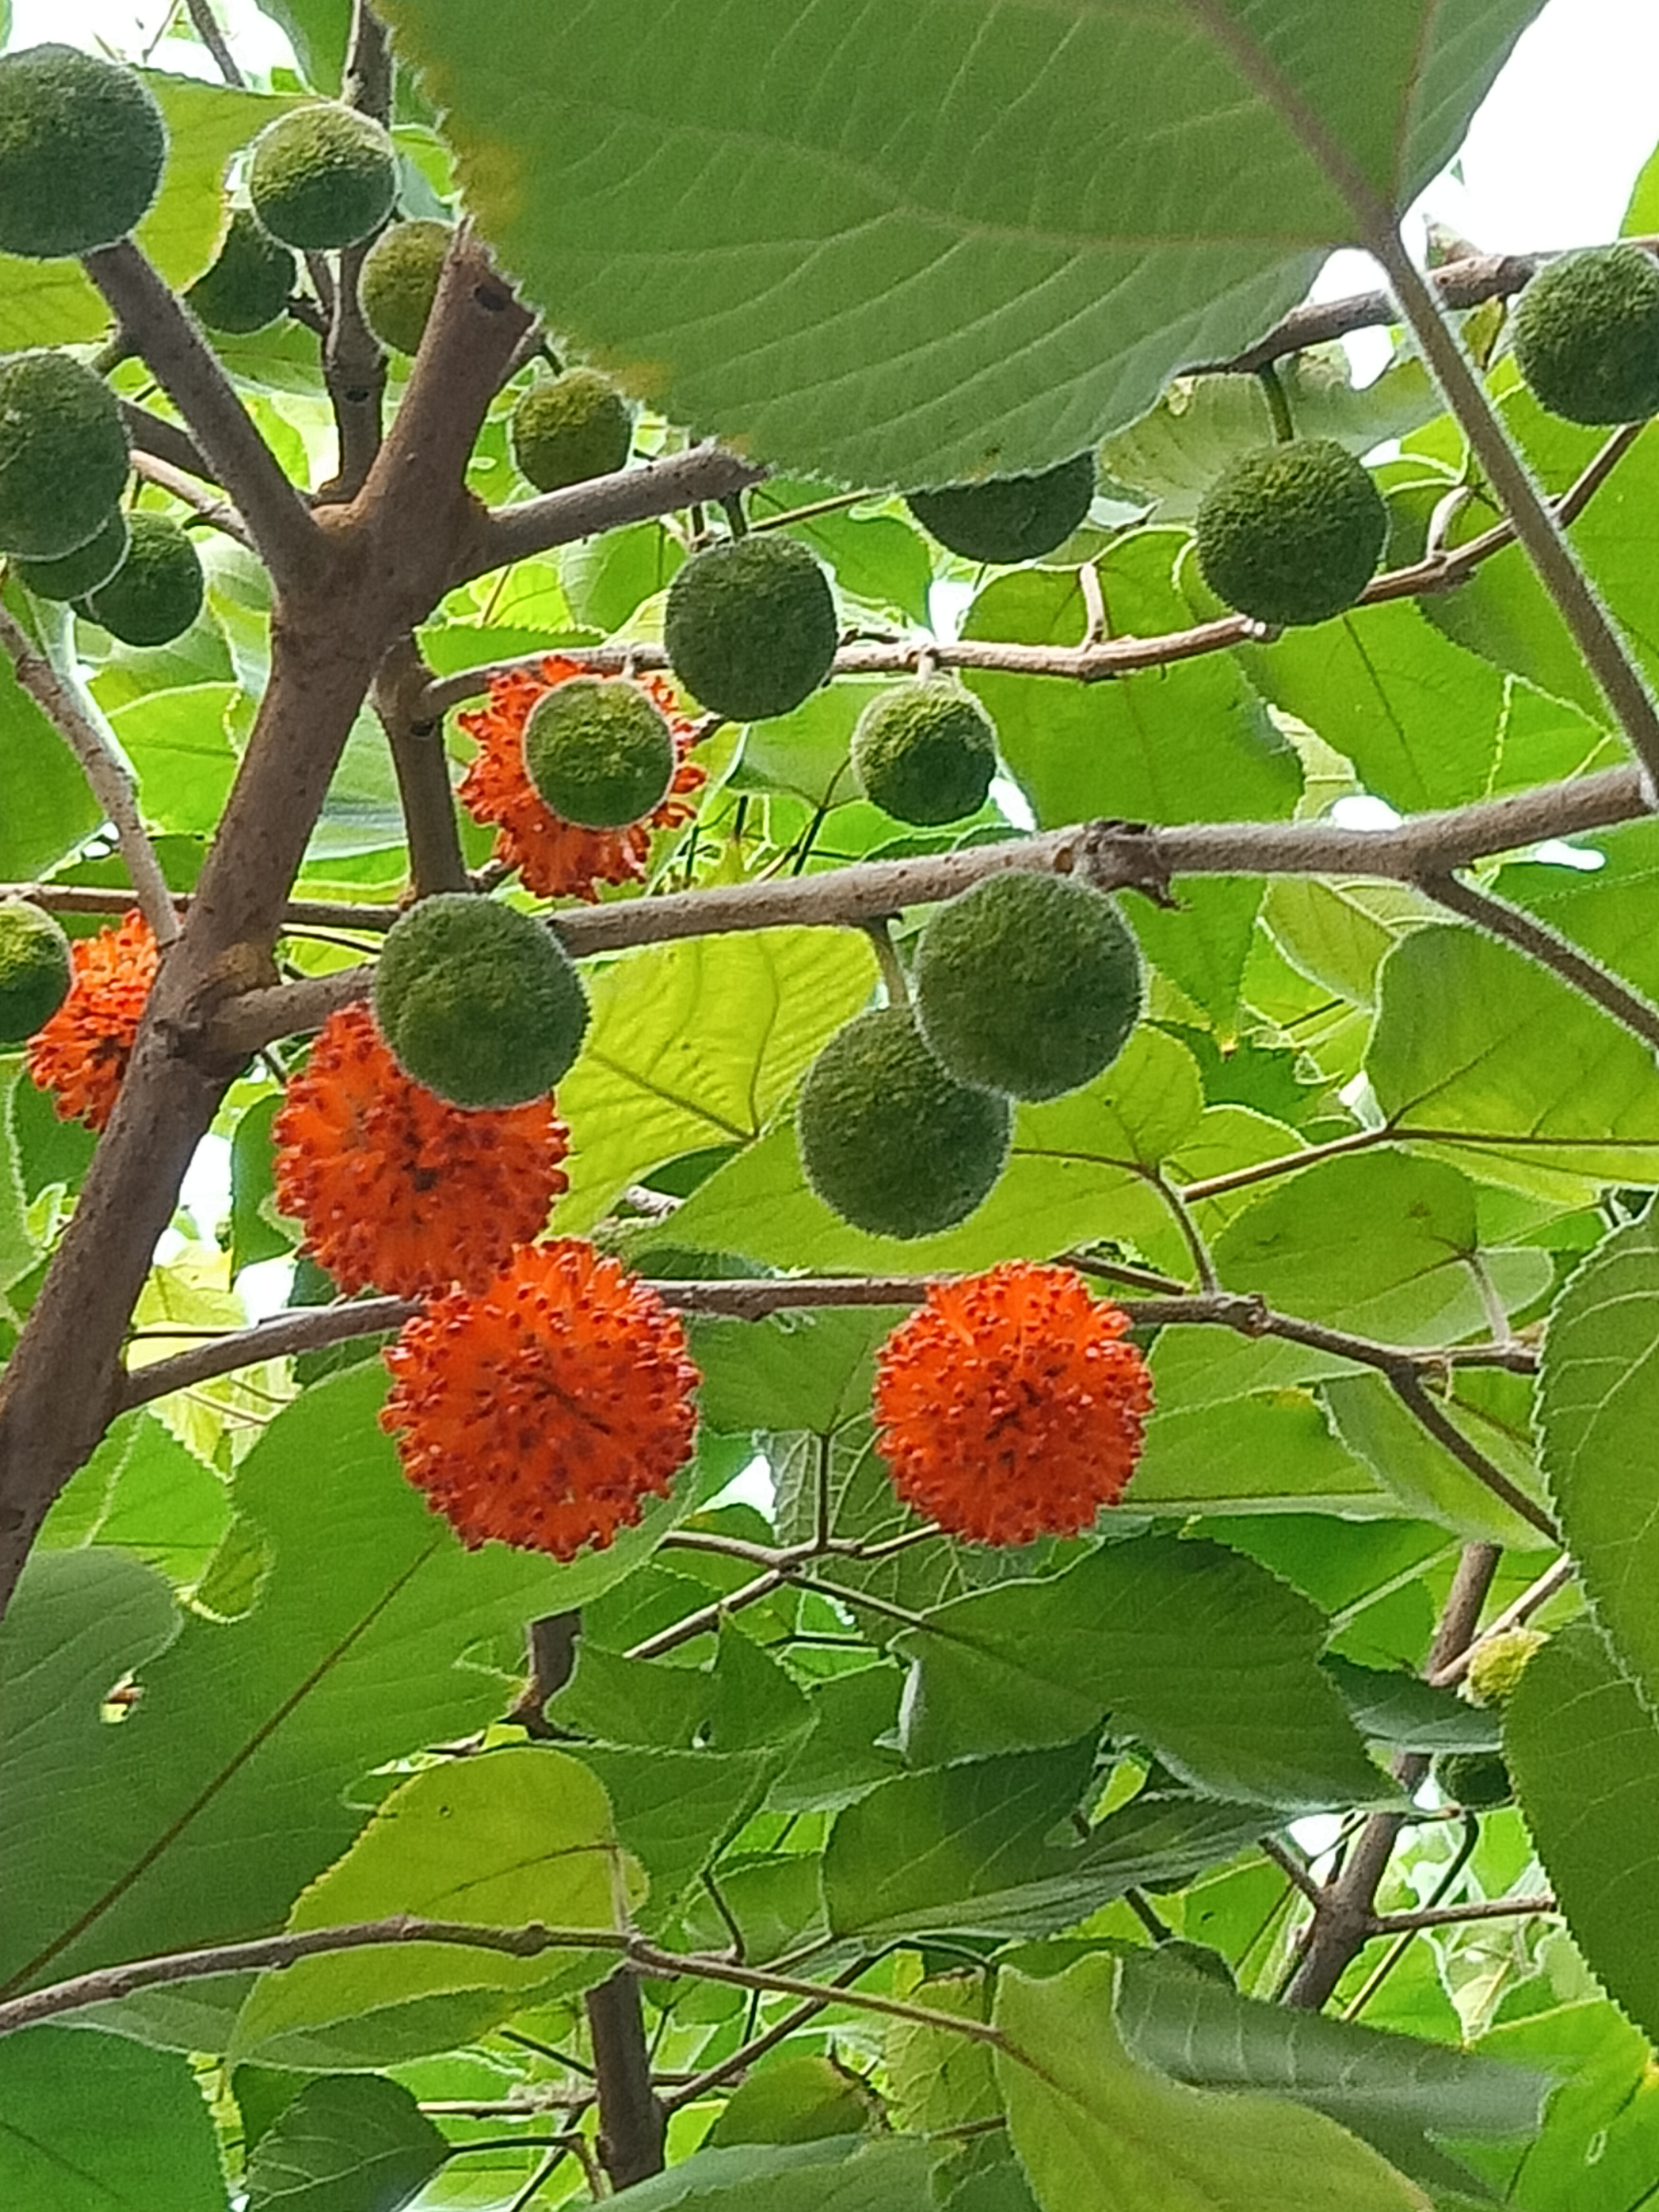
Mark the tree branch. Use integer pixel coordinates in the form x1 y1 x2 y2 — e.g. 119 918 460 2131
374 637 469 895
460 445 767 585
1420 868 1659 1052
129 450 253 550
182 0 245 86
1390 1373 1558 1542
82 242 321 594
1368 1893 1556 1935
586 1971 667 2189
1428 1555 1574 1689
120 401 213 485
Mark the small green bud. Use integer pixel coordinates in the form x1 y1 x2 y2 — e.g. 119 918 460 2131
15 507 129 602
509 368 632 492
851 678 998 826
1433 1750 1514 1811
665 534 838 723
0 348 130 562
0 898 72 1044
0 44 166 259
247 103 398 252
1465 1627 1548 1709
1194 437 1386 628
187 208 298 335
81 512 204 647
906 454 1095 565
523 677 676 830
358 219 451 355
1512 243 1659 425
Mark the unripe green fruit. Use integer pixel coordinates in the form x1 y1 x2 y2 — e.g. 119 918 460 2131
0 349 130 561
247 103 398 252
0 898 71 1044
665 534 838 723
1433 1750 1514 1811
15 507 128 602
796 1006 1010 1240
373 893 590 1110
913 871 1142 1101
358 219 450 355
851 677 998 826
187 208 298 335
0 44 166 259
509 368 632 492
1465 1627 1547 1709
1194 437 1386 628
906 454 1095 565
523 676 676 829
82 512 204 647
1512 243 1659 425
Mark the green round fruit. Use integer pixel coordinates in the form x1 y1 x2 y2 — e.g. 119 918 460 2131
0 44 166 259
373 892 590 1110
1465 1627 1548 1709
358 218 450 355
665 534 838 723
913 871 1142 1101
81 511 204 646
0 897 71 1044
796 1006 1010 1240
15 506 128 602
187 207 298 335
509 368 632 492
0 348 130 561
1512 243 1659 425
1433 1750 1514 1811
247 103 398 252
523 676 676 830
1194 437 1386 628
905 454 1095 565
851 678 998 826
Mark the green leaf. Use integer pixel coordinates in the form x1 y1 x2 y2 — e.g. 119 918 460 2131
895 1538 1388 1808
253 0 353 90
1128 1384 1389 1518
376 0 1541 484
1504 1621 1659 2044
692 1305 893 1437
245 2074 447 2212
1126 876 1266 1035
553 929 877 1234
0 617 102 880
605 2137 935 2212
40 1409 230 1586
995 1953 1430 2212
963 548 1299 833
708 2056 875 2147
1477 2000 1659 2212
113 683 240 839
231 1095 294 1274
1326 1371 1552 1550
1322 1656 1500 1755
232 1747 639 2068
0 2025 230 2211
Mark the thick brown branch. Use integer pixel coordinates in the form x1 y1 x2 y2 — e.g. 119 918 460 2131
586 1972 666 2189
460 445 767 584
120 401 212 484
1421 869 1659 1052
1428 1556 1574 1689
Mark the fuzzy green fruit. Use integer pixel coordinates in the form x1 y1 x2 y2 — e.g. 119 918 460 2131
665 534 838 723
0 44 166 259
373 893 590 1110
851 677 998 826
358 219 450 355
1465 1627 1548 1709
914 871 1142 1101
509 368 632 493
523 676 676 829
1433 1750 1514 1811
1194 437 1386 628
0 898 71 1044
0 349 130 562
81 511 204 647
187 207 298 335
15 507 128 602
796 1006 1010 1239
1512 243 1659 425
247 103 398 252
906 454 1095 565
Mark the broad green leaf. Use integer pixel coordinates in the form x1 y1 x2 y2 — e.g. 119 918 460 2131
577 1744 783 1926
1538 1215 1659 1697
252 0 352 90
1128 1384 1390 1517
995 1953 1429 2212
231 1094 294 1273
1504 1621 1659 2044
0 1059 36 1296
1326 1370 1553 1550
1369 927 1659 1193
886 1976 1000 2134
1323 1657 1502 1755
0 76 293 349
895 1538 1388 1808
39 1409 230 1585
0 618 102 879
0 1369 672 1996
1495 823 1659 1007
770 1664 906 1814
963 547 1299 833
377 0 1541 484
604 2137 935 2212
232 1748 639 2068
553 929 876 1233
1126 876 1266 1035
708 2056 875 2147
729 680 873 808
0 2025 229 2212
113 682 240 839
1477 2001 1659 2212
245 2074 447 2212
692 1305 894 1438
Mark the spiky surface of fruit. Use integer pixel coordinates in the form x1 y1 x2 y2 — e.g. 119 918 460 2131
0 44 166 259
82 511 204 646
665 533 838 723
187 207 298 334
523 676 677 830
0 349 130 561
1512 243 1659 425
1194 437 1386 627
247 103 398 251
905 454 1095 565
851 678 998 826
914 870 1142 1101
1434 1750 1514 1810
373 893 590 1110
796 1006 1010 1239
15 507 128 602
509 367 632 492
359 219 450 354
1465 1627 1548 1708
0 899 72 1045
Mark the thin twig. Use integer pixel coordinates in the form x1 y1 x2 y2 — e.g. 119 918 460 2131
1390 1373 1558 1542
182 0 245 85
130 450 253 549
1421 869 1659 1052
1429 1556 1574 1689
1368 1893 1557 1935
463 445 767 584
